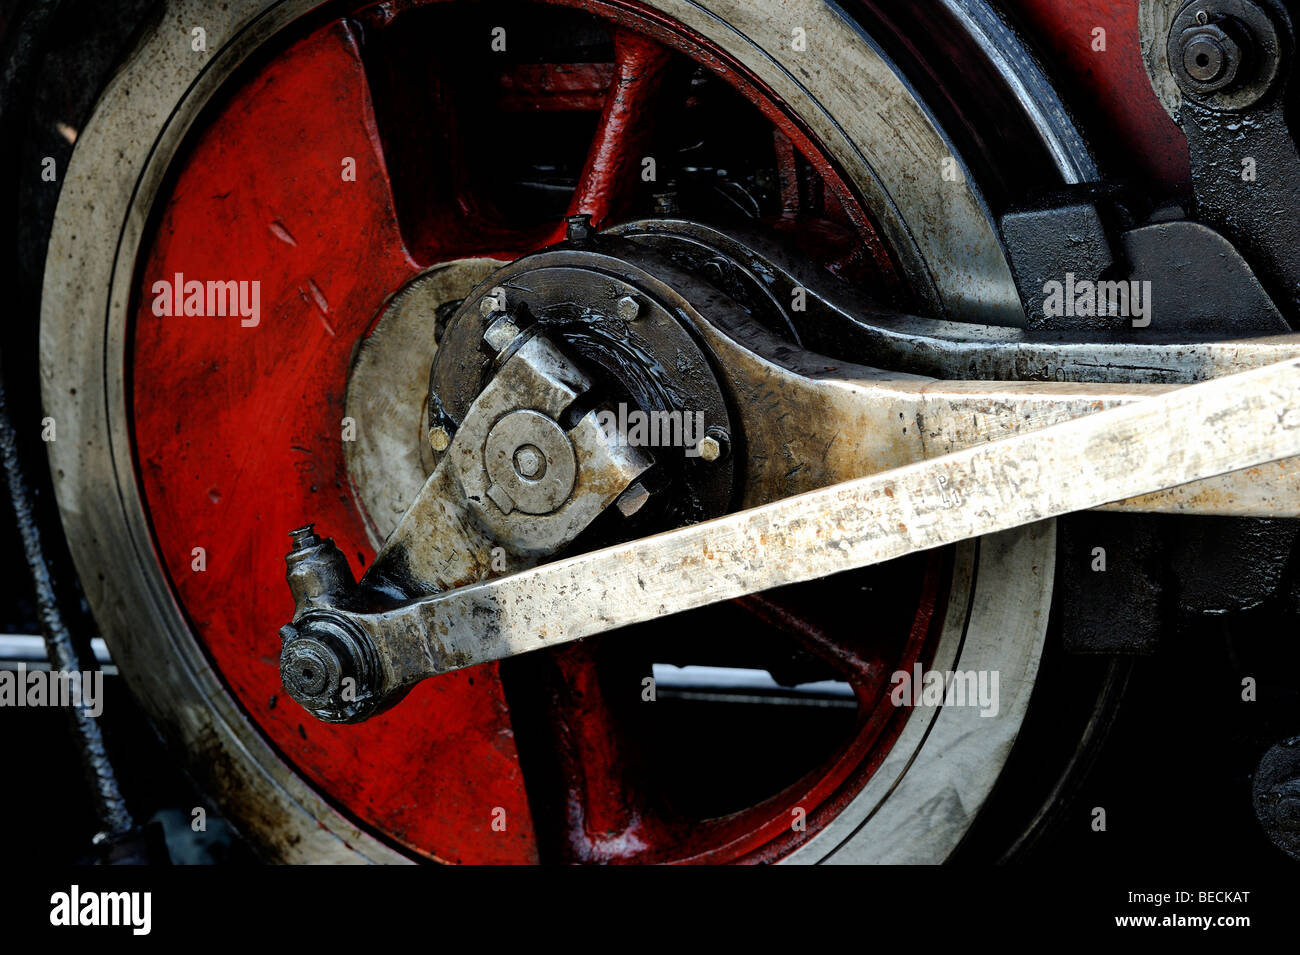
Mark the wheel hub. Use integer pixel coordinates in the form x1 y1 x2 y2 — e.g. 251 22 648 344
421 217 739 534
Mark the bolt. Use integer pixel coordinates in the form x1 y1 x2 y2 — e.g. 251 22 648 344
1173 22 1242 94
1184 33 1227 81
281 637 344 704
616 481 651 517
696 427 731 463
566 214 594 242
428 426 451 452
483 313 522 353
615 295 640 322
289 524 319 551
513 444 545 479
653 190 680 216
478 286 507 318
278 615 378 722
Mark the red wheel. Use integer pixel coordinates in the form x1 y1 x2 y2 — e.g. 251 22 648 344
45 0 1067 863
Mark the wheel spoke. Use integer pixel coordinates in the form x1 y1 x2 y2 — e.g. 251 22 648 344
544 642 661 863
732 592 887 698
565 29 675 230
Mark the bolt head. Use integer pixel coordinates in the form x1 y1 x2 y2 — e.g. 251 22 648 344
615 295 640 322
478 286 507 318
565 214 594 242
513 444 545 479
289 524 319 550
616 482 651 517
483 314 522 353
1184 34 1227 81
428 426 451 452
282 638 344 703
1174 23 1241 93
695 427 731 463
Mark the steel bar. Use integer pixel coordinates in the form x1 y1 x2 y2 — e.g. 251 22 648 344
356 355 1300 691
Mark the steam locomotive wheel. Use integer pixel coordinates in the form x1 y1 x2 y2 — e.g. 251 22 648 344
42 0 1088 862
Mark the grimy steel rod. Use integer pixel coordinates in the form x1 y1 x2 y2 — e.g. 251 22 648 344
372 355 1300 684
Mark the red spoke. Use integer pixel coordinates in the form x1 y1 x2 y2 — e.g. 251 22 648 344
564 29 675 230
545 641 661 863
733 593 888 705
499 62 616 112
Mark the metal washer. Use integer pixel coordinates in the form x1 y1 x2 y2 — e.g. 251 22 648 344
484 410 577 514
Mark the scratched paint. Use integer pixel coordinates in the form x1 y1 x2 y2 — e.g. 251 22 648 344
131 18 540 864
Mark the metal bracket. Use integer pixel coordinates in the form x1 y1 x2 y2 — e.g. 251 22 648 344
277 327 650 722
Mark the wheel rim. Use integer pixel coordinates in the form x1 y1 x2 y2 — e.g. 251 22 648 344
42 0 1072 863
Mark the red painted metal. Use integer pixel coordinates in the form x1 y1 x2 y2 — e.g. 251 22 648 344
546 642 656 863
499 63 616 112
565 29 674 231
1003 0 1191 193
131 20 539 864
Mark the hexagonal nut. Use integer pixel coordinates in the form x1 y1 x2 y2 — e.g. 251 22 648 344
478 286 508 318
1173 23 1241 94
615 295 640 322
695 428 731 463
565 214 594 242
483 314 522 353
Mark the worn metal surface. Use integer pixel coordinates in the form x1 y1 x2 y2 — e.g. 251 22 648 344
614 217 1300 389
40 0 417 865
299 357 1300 708
1000 190 1122 331
1162 0 1300 320
1119 220 1290 335
601 221 1300 515
1002 196 1289 336
34 0 1099 865
1140 0 1187 123
428 253 736 527
367 332 650 600
1253 735 1300 860
344 258 502 546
